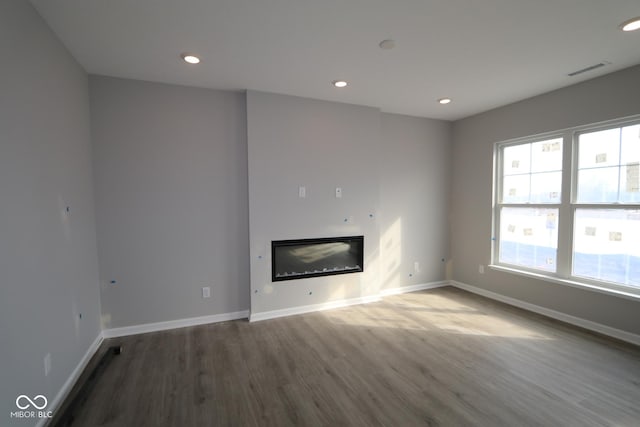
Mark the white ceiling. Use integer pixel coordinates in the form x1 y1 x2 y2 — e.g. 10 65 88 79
31 0 640 121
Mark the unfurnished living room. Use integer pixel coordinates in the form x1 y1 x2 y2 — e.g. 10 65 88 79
2 1 640 426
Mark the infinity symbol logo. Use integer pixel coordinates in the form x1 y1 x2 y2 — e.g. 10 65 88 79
16 395 48 410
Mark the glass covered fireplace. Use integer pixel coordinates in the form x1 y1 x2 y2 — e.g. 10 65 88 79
271 236 364 282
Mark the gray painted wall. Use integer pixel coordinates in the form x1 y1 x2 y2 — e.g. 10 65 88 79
379 113 451 289
90 76 250 328
0 1 101 424
247 91 451 315
451 65 640 334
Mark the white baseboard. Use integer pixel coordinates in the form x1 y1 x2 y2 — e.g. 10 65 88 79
39 333 103 427
103 310 250 338
250 295 382 322
250 281 449 322
450 280 640 346
379 281 449 297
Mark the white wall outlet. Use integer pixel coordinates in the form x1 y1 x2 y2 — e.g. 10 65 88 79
202 287 211 298
298 186 306 198
479 264 485 274
414 262 420 273
44 353 51 377
335 187 342 198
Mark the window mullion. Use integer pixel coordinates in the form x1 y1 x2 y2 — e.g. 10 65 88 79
491 147 501 264
556 131 574 279
617 128 623 200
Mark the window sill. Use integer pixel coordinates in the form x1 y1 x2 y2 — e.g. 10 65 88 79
488 264 640 302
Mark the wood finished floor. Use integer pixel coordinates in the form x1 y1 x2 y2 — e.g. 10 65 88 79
67 287 640 426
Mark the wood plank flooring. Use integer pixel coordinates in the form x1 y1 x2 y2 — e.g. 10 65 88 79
62 287 640 426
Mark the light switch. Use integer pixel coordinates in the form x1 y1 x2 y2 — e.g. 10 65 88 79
335 187 342 198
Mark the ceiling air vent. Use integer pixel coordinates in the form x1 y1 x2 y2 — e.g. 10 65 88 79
567 62 610 77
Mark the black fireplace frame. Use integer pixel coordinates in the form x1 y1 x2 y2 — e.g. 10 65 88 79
271 235 364 282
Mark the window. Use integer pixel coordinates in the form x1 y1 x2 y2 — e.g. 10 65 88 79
573 124 640 288
493 118 640 296
497 137 562 272
576 125 640 203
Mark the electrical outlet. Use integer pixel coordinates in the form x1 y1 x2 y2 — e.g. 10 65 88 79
479 264 485 274
414 262 420 273
202 287 211 298
44 353 51 377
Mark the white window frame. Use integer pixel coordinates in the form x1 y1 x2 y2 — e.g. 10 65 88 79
492 115 640 300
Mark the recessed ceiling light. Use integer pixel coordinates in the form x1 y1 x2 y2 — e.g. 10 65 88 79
620 17 640 32
181 53 201 64
438 98 452 105
333 80 348 88
379 39 396 50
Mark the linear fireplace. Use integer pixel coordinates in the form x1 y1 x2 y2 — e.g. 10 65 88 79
272 236 364 282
